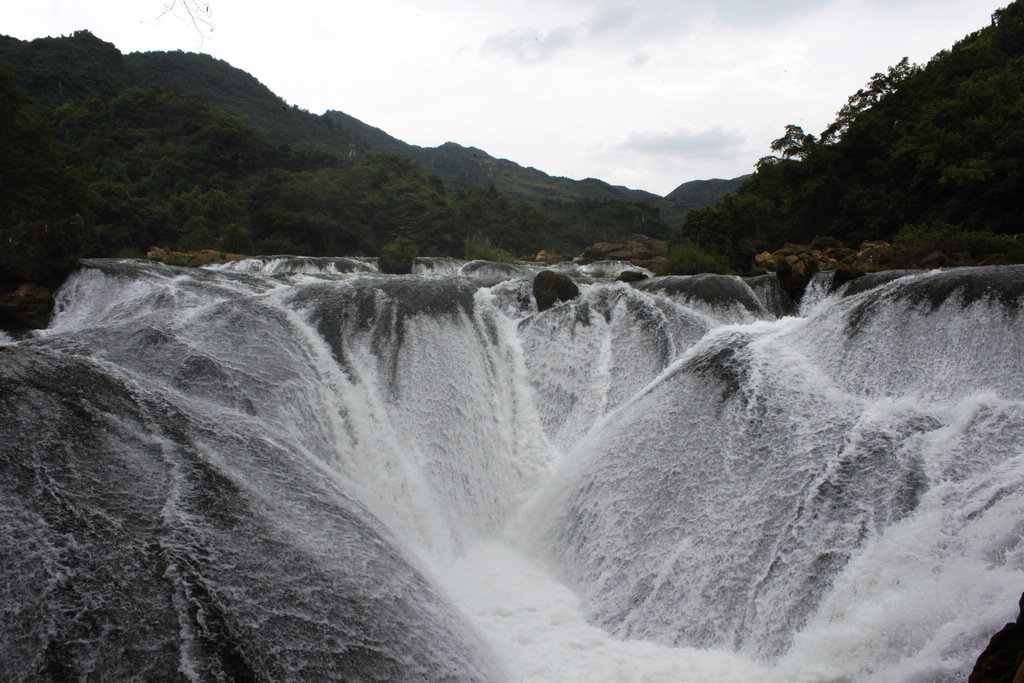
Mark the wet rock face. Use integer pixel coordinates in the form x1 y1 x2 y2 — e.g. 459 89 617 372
969 593 1024 683
533 270 580 312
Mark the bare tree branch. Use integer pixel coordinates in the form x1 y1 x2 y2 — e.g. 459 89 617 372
160 0 214 36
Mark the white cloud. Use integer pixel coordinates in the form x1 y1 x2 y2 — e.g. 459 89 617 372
481 26 577 63
628 52 652 68
3 0 1002 195
612 127 747 160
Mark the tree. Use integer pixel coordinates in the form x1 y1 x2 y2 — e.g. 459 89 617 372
379 237 419 274
820 57 921 144
769 124 817 160
0 66 82 226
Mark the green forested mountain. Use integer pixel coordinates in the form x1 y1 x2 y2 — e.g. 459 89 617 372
124 48 665 206
675 0 1024 270
663 176 750 226
0 32 134 110
0 30 678 260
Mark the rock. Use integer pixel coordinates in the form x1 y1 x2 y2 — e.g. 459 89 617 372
980 253 1009 267
810 235 845 250
920 250 950 269
533 270 579 312
828 264 867 293
616 270 649 283
970 592 1024 683
147 247 244 267
580 235 666 269
146 247 171 261
0 282 54 331
535 250 559 264
773 251 820 302
857 240 897 267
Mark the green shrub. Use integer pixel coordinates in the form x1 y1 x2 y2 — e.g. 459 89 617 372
896 224 1024 263
464 232 498 261
379 237 419 274
114 246 145 259
657 241 731 275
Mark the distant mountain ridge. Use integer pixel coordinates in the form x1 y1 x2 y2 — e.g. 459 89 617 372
0 30 739 218
663 176 750 226
125 45 673 206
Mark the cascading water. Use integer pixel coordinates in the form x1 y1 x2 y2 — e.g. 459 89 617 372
1 258 1022 681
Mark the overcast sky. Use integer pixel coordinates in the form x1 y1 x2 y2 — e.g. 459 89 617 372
5 0 1001 196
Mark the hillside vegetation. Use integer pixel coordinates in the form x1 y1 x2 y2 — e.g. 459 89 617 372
6 0 1021 277
0 30 681 261
670 0 1024 272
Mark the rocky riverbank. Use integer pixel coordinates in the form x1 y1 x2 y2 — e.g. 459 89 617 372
753 236 1014 302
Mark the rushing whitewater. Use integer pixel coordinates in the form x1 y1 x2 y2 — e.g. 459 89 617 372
1 258 1022 681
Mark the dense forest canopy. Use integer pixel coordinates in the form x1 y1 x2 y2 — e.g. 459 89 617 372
672 0 1024 271
3 0 1024 271
0 30 673 261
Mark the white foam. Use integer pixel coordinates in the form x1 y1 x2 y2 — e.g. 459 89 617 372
438 540 769 683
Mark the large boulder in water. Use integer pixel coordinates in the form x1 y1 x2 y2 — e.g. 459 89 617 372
533 270 579 312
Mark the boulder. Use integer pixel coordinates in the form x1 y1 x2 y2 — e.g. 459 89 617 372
809 235 845 250
580 235 666 269
617 270 649 283
773 250 820 302
533 270 579 312
535 250 559 264
857 240 897 268
828 263 867 293
970 592 1024 683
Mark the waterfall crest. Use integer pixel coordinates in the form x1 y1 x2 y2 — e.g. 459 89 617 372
2 259 1022 681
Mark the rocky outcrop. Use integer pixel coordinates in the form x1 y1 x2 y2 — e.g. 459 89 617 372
760 245 822 303
533 270 579 312
580 235 666 270
753 236 1015 303
970 593 1024 683
0 215 84 332
147 247 244 267
753 237 990 302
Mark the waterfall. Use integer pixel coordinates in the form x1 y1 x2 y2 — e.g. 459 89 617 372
2 259 1022 681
